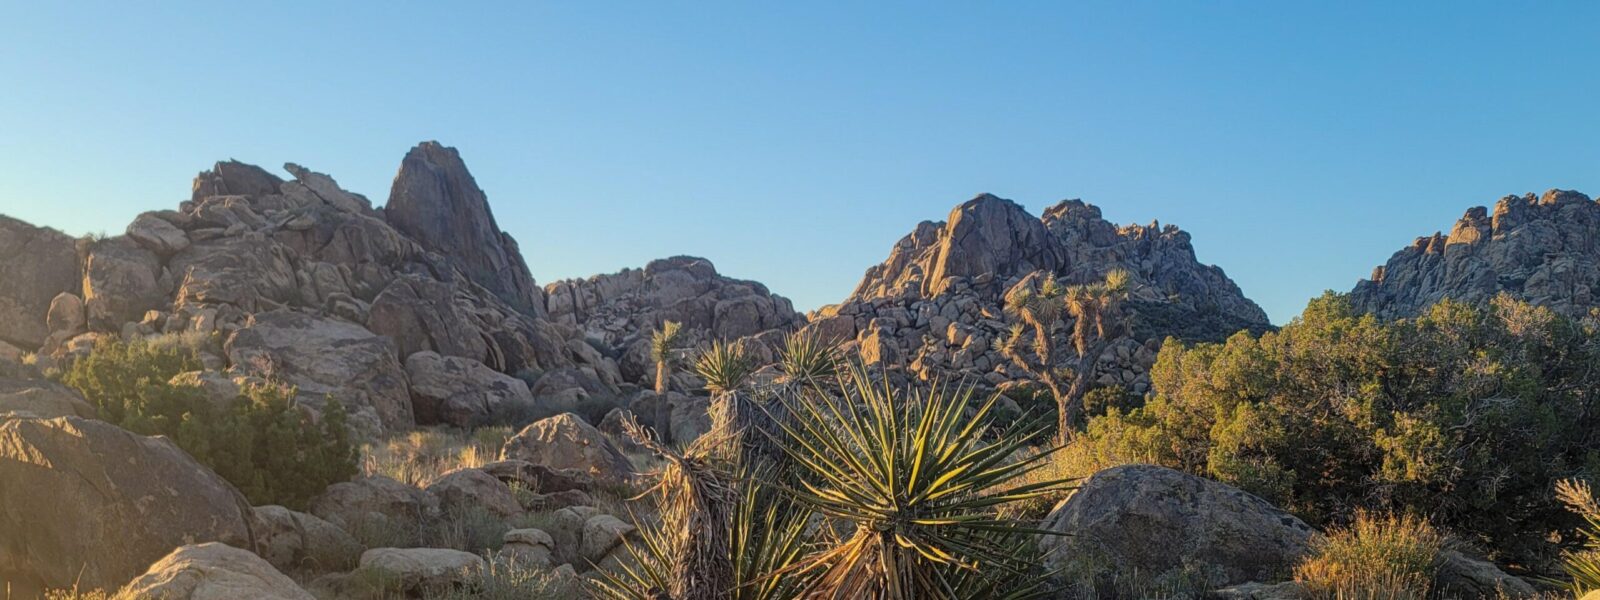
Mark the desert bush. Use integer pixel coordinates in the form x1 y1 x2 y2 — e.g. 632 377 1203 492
425 552 584 600
431 505 511 553
1075 293 1600 563
1293 512 1442 600
60 338 356 509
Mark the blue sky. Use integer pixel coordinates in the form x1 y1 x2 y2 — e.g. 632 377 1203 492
2 2 1596 324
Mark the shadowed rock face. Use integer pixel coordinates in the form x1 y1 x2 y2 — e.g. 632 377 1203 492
0 417 258 595
385 141 546 316
1351 189 1600 319
0 217 79 348
817 193 1268 392
1040 464 1317 588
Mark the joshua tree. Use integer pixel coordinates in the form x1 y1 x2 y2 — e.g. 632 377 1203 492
651 321 685 443
999 269 1130 442
653 321 685 394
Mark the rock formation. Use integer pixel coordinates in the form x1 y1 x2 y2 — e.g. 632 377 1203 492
1351 189 1600 319
814 194 1269 394
0 142 629 436
386 141 545 315
0 217 79 350
543 255 804 389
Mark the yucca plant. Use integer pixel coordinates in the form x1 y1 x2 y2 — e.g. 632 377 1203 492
652 321 685 395
768 362 1075 599
777 328 841 385
1556 478 1600 596
593 419 816 600
651 321 685 444
695 339 757 397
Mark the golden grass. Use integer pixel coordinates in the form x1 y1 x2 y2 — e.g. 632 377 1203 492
1294 512 1442 600
361 427 513 487
996 432 1136 521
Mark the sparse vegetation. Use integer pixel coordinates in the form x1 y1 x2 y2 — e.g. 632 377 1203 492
596 359 1074 600
59 337 357 509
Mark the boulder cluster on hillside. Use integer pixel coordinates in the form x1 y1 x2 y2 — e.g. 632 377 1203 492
806 194 1270 395
1351 189 1600 319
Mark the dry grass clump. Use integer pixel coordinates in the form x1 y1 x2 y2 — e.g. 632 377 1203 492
361 427 513 486
1293 512 1443 600
997 432 1137 521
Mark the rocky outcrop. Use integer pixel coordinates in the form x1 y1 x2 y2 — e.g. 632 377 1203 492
405 351 534 427
544 256 803 388
0 417 257 594
1039 464 1316 589
115 543 314 600
252 505 364 575
226 310 413 436
501 413 635 478
819 194 1269 393
425 468 524 521
308 476 440 547
1351 189 1600 319
385 141 545 316
358 547 484 592
0 217 79 349
0 377 94 419
5 143 632 438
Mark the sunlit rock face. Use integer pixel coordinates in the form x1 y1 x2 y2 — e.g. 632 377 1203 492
1351 189 1600 319
2 142 629 437
813 193 1269 394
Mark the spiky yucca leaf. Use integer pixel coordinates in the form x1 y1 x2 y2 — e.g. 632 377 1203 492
695 339 757 395
777 329 841 384
769 363 1076 599
1557 478 1600 595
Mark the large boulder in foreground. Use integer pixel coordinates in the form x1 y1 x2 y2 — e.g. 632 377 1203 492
500 413 634 479
1040 464 1316 589
0 417 257 594
0 216 79 348
115 543 313 600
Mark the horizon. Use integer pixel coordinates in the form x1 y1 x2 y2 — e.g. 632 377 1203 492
3 2 1598 324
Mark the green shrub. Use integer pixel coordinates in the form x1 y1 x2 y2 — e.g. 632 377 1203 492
61 338 357 509
1076 293 1600 563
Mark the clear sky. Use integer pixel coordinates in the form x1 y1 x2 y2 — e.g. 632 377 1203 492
2 2 1596 324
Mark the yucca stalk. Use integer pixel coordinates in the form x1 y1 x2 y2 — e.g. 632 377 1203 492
651 321 685 444
652 321 684 395
769 362 1076 600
